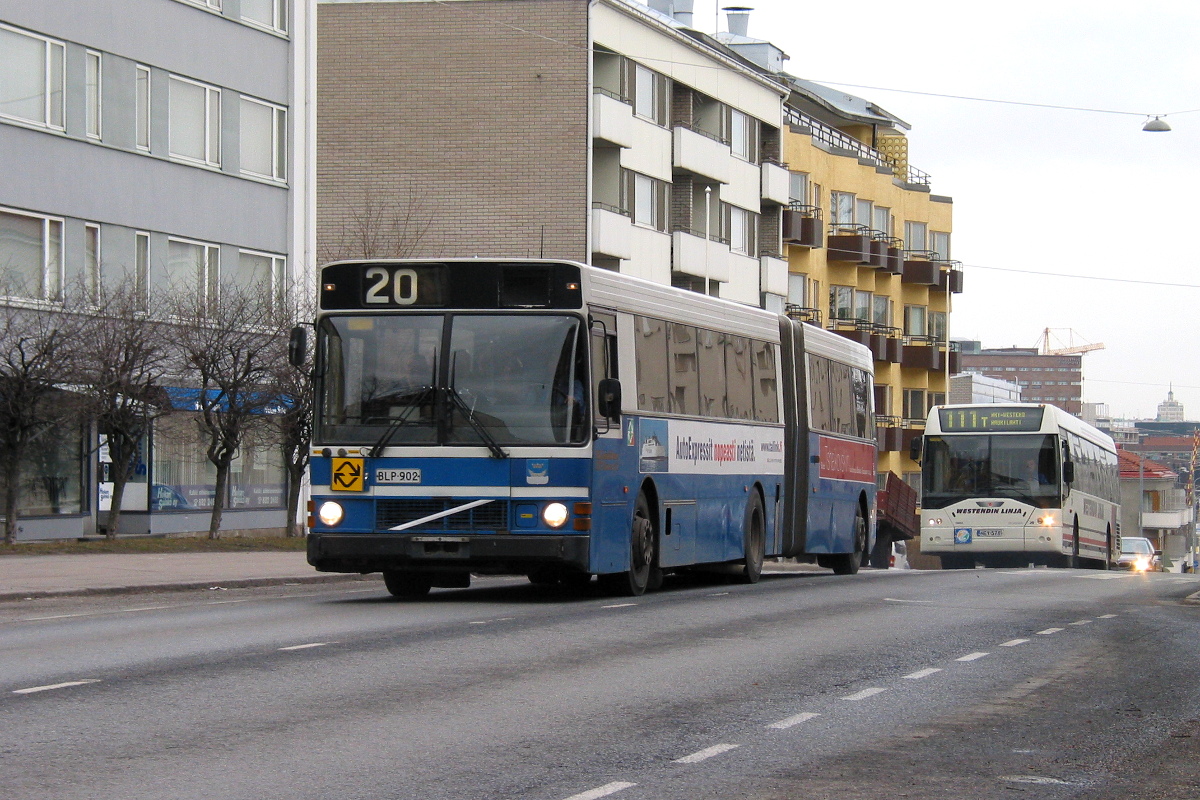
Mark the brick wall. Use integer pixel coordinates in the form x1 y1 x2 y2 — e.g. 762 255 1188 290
317 0 590 263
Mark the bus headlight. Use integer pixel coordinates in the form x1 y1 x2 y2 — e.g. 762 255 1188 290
1038 514 1055 526
318 501 345 527
542 502 569 528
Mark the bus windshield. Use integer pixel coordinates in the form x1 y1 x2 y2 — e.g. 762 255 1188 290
316 313 588 447
922 433 1061 510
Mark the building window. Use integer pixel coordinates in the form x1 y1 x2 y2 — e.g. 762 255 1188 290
855 198 873 226
905 220 928 251
0 24 65 130
872 206 892 237
169 76 221 167
240 97 286 181
725 205 757 256
789 172 809 205
787 273 807 306
181 0 222 10
730 108 759 163
872 295 891 326
632 62 668 127
931 231 951 261
166 238 219 312
903 388 927 422
830 191 854 226
135 231 150 307
0 423 83 515
622 170 669 232
0 207 63 301
829 285 853 321
241 0 288 33
930 310 947 342
854 290 872 321
234 249 285 308
903 304 927 337
135 65 151 150
85 223 101 301
85 50 102 139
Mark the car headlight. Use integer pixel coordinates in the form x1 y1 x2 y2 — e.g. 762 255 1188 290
1135 556 1150 571
542 502 569 528
318 501 344 527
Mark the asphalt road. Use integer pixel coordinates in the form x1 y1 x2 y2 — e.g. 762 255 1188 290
2 567 1198 800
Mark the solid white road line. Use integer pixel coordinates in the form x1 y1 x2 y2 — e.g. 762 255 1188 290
562 782 637 800
956 652 990 662
841 688 887 701
13 679 100 695
883 598 934 604
903 668 942 680
673 744 740 764
768 712 821 729
278 642 331 651
999 639 1030 647
1036 628 1064 635
601 603 638 609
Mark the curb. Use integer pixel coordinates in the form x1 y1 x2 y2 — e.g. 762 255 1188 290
0 573 382 603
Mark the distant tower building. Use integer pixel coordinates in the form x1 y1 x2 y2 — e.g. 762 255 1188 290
1157 388 1185 422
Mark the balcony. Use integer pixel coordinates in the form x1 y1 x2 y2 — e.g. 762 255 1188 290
827 224 872 264
876 415 903 452
1141 508 1194 529
672 228 730 283
934 262 964 294
784 304 822 326
760 253 788 296
760 160 791 205
592 90 634 148
901 252 939 285
830 320 894 362
673 124 732 184
901 339 945 371
782 205 823 248
591 204 633 260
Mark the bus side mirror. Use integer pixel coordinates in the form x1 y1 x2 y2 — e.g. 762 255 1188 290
909 436 922 463
598 378 621 422
288 326 307 368
1062 461 1075 484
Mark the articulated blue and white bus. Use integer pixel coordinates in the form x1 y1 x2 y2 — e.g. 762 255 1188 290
298 259 876 597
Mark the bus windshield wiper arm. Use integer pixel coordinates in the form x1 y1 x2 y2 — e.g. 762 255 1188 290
367 385 436 458
444 386 509 459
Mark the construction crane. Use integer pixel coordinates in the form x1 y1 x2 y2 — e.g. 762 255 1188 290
1036 328 1105 356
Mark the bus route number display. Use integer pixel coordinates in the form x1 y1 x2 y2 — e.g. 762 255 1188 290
938 406 1044 432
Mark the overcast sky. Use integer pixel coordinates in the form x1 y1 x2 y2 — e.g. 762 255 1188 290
684 0 1199 420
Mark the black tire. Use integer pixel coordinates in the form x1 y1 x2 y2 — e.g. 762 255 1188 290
828 504 866 575
1104 526 1114 570
1070 517 1080 569
600 492 656 596
738 492 766 584
383 570 432 599
869 530 892 569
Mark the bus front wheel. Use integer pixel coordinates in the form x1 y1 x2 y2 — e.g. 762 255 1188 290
383 570 432 599
600 493 658 596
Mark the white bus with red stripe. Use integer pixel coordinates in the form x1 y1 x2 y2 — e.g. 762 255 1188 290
916 403 1120 569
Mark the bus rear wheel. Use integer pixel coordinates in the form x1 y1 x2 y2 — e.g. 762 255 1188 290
738 492 765 584
827 505 866 575
383 570 432 599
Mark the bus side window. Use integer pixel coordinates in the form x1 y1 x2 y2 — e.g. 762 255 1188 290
591 313 618 426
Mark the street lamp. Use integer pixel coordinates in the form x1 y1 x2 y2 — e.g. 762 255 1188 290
1142 116 1172 132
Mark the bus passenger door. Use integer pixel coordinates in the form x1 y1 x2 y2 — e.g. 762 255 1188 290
588 311 634 573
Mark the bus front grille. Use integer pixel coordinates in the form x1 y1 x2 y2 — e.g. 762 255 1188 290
376 499 509 532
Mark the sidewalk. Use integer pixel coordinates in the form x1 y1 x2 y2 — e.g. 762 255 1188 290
0 551 377 602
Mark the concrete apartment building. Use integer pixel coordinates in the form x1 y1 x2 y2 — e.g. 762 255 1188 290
0 0 315 539
316 0 960 489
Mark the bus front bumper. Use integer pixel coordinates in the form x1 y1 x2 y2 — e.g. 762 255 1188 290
307 532 590 576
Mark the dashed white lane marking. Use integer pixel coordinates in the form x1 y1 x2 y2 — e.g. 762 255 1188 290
768 711 820 729
1069 619 1092 626
278 642 331 651
601 603 637 609
841 688 887 701
1099 614 1118 619
999 639 1030 647
903 668 942 680
13 679 100 695
884 598 934 604
1037 628 1064 635
673 744 739 764
956 652 990 662
562 781 637 800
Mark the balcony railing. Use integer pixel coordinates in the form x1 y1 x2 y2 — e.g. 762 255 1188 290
784 304 822 326
785 107 931 186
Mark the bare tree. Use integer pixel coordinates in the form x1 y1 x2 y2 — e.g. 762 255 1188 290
317 187 434 262
76 280 173 539
170 284 284 539
271 283 315 537
0 303 86 545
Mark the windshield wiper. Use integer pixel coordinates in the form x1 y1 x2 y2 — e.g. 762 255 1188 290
444 386 508 459
367 385 436 458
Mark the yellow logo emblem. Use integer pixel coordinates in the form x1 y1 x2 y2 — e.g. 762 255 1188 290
331 458 364 492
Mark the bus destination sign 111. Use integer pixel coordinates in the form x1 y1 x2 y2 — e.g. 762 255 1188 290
938 406 1045 432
